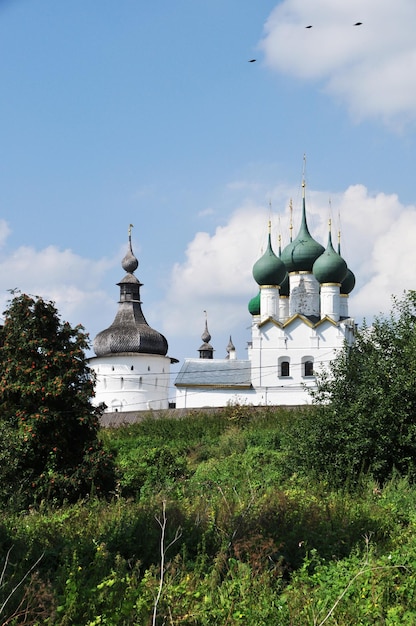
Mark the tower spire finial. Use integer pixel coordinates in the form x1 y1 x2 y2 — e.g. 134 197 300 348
289 198 293 242
302 153 307 197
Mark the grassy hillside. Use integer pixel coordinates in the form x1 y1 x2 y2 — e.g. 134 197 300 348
1 405 416 625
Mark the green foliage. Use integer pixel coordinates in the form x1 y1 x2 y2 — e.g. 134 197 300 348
285 291 416 485
0 292 115 506
1 405 416 623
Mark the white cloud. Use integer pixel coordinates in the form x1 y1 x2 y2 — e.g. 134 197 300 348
260 0 416 126
0 235 117 347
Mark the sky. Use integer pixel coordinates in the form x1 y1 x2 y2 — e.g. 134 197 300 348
1 0 416 400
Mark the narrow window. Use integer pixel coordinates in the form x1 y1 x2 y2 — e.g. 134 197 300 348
304 360 314 377
281 361 290 377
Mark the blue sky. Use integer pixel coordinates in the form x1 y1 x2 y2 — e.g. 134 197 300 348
1 0 416 394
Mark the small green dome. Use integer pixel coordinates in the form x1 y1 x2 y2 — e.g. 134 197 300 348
341 268 356 294
252 233 286 286
248 291 261 316
313 231 348 284
281 196 325 272
337 242 355 294
279 271 289 297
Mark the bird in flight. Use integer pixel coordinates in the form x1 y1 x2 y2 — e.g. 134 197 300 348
248 59 256 62
305 22 362 28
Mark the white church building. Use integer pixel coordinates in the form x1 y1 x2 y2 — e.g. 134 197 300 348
174 182 356 408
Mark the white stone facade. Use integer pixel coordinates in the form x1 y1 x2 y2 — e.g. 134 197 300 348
89 353 172 412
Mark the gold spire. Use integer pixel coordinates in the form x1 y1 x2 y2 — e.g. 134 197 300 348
302 153 307 196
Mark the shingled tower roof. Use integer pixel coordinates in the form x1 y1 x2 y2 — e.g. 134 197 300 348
93 226 168 357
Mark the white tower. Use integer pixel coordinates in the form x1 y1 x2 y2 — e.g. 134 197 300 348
89 226 177 413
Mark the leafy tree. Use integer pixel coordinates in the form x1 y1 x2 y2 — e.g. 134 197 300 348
284 290 416 485
0 292 115 506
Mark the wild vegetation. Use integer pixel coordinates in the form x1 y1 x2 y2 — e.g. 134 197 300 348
1 291 416 624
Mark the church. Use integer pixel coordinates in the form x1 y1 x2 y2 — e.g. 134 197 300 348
89 181 356 412
174 181 356 408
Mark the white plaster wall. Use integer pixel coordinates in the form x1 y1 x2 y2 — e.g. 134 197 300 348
89 353 171 412
175 387 257 409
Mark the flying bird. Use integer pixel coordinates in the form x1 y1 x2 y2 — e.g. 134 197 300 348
354 22 362 26
248 59 256 62
305 25 313 28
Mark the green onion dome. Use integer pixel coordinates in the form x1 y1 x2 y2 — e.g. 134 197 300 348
248 291 261 315
281 194 325 272
341 268 356 294
313 229 348 284
252 232 287 286
337 241 356 294
279 271 289 297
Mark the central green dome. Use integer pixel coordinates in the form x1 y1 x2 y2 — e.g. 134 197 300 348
281 193 324 272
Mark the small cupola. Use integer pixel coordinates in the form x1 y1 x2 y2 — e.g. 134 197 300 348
248 291 261 316
198 313 214 359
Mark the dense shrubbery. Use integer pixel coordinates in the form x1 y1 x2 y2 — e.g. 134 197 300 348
1 410 416 624
284 291 416 486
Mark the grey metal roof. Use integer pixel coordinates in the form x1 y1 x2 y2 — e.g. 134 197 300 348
175 358 252 388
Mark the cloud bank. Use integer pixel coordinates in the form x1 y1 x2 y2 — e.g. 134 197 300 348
260 0 416 127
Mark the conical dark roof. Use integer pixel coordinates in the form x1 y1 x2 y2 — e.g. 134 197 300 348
93 229 168 357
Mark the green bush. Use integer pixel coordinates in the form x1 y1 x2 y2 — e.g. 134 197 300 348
0 293 116 507
284 291 416 486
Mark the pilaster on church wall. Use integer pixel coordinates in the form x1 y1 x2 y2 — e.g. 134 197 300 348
340 294 349 318
260 286 280 322
320 284 341 321
279 296 289 322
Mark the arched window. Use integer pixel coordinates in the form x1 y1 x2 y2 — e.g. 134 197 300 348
281 361 290 377
304 360 314 377
278 357 290 378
